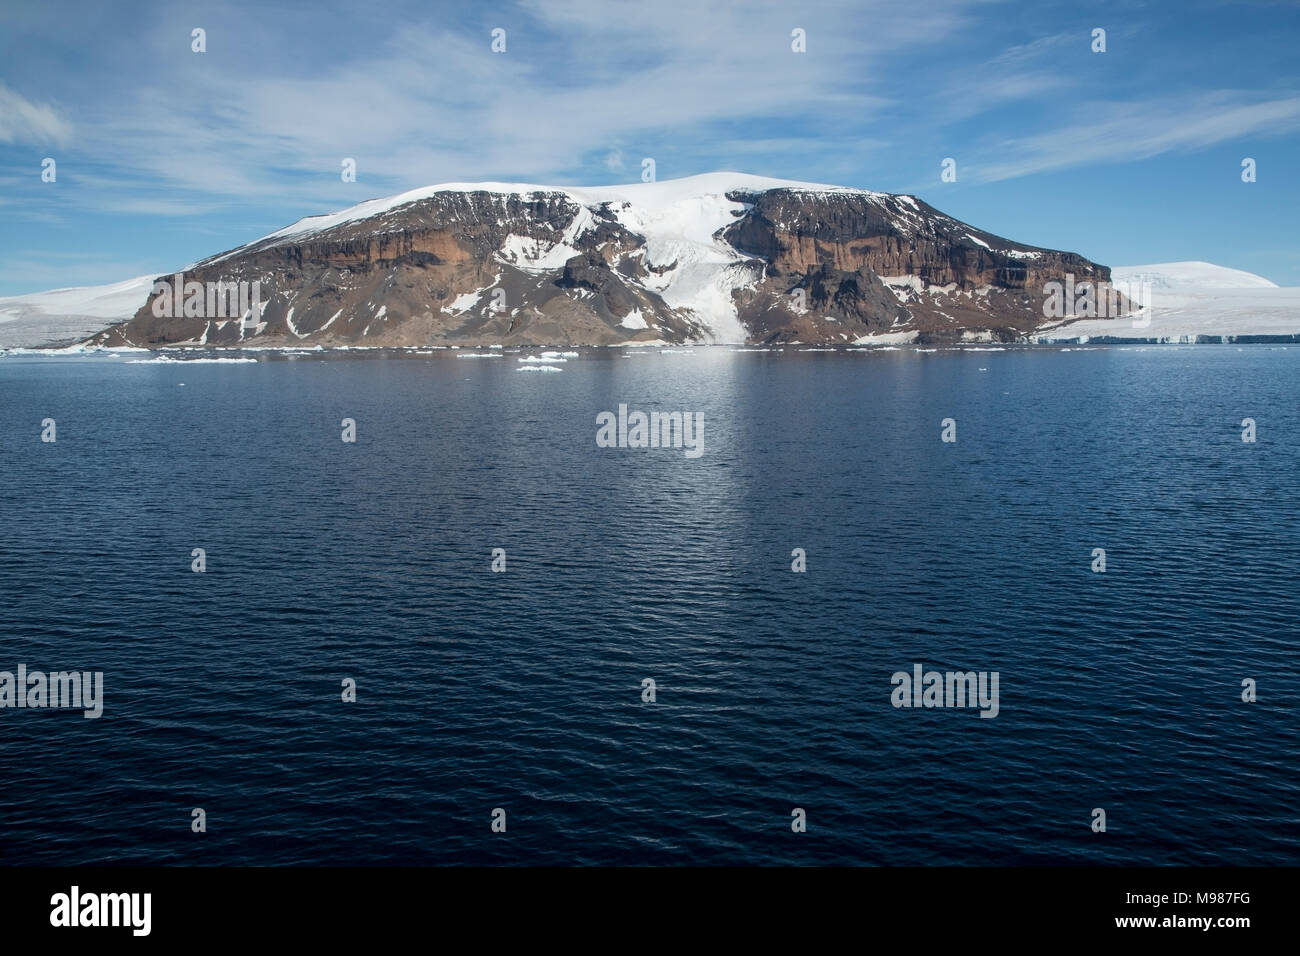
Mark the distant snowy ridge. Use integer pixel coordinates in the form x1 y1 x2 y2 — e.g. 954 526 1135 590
1039 262 1297 343
1111 261 1278 292
248 172 873 247
0 275 157 348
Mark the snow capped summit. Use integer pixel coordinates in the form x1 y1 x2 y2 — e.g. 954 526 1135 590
254 172 875 246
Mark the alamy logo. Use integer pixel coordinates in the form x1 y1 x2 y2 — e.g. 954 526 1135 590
0 665 103 718
596 404 704 458
1042 273 1155 327
891 663 999 718
50 886 151 936
151 272 263 323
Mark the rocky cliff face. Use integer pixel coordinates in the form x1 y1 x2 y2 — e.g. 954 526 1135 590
90 173 1120 348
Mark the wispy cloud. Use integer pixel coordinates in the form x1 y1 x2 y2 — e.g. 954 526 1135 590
19 0 1282 216
0 81 72 145
973 93 1300 181
2 0 978 218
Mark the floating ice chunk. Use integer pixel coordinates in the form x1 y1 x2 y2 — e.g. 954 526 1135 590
126 356 258 364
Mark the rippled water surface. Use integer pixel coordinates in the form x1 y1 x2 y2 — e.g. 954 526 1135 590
1 346 1296 865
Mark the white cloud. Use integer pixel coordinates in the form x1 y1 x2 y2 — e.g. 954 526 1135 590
974 93 1300 182
21 0 975 217
0 82 72 146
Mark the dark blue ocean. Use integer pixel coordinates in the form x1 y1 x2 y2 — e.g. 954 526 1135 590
1 345 1296 866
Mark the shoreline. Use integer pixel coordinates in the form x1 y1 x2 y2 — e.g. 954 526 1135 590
3 338 1296 359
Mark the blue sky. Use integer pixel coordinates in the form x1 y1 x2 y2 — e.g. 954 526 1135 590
2 0 1298 296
